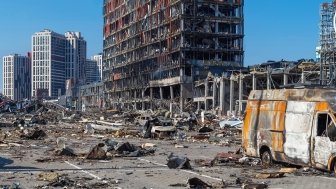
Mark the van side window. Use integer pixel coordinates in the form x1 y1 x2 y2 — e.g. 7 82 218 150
327 117 336 142
317 113 329 137
317 113 336 141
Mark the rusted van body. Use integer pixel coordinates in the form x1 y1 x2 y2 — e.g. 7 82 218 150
243 89 336 172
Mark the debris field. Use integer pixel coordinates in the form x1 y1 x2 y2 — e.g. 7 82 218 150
0 101 335 189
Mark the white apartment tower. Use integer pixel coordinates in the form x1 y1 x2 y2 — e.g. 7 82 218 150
32 29 66 98
3 54 31 100
32 29 87 98
92 54 103 81
65 32 87 83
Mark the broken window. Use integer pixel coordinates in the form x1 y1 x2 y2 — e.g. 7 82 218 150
317 113 336 141
328 115 336 141
317 113 329 137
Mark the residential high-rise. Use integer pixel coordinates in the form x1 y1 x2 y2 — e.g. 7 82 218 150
32 29 66 98
3 54 31 100
32 29 87 98
65 32 87 83
85 59 99 83
92 54 103 81
103 0 244 111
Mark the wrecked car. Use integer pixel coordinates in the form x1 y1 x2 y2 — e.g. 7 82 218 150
243 88 336 174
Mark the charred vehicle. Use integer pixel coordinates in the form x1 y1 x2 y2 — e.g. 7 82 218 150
242 88 336 173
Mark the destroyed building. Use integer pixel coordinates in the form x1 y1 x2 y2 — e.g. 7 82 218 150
79 81 104 112
319 1 336 85
103 0 244 112
193 60 320 115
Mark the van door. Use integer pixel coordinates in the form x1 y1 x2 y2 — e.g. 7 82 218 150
313 112 336 168
284 101 315 164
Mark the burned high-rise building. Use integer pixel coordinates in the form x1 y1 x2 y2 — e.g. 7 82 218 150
319 1 336 85
103 0 244 111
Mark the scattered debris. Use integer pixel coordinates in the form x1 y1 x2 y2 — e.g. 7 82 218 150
238 157 261 166
35 157 53 163
242 182 268 189
199 126 214 133
255 172 285 179
194 158 215 167
0 96 315 188
219 117 243 129
47 176 75 187
21 129 47 140
169 183 188 187
37 172 62 182
215 151 243 164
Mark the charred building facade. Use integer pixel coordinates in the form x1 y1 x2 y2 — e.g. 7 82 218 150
318 1 336 86
103 0 244 111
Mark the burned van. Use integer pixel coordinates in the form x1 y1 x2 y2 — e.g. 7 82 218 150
242 88 336 173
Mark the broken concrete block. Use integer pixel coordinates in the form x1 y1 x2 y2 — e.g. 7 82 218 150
238 157 250 164
115 142 136 153
142 143 156 148
302 167 310 172
167 153 192 169
194 159 215 167
175 144 188 148
187 177 212 188
104 139 119 151
55 147 76 157
84 124 95 135
255 172 284 179
279 168 297 174
86 143 107 160
0 143 8 147
56 137 67 148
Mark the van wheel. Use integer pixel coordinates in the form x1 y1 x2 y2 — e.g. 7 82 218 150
333 161 336 176
261 150 272 166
